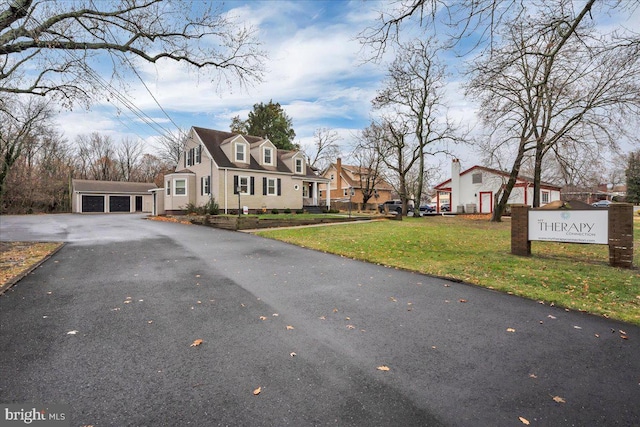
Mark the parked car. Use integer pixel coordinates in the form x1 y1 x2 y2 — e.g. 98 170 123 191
419 205 436 216
378 200 403 214
440 203 450 212
592 200 612 208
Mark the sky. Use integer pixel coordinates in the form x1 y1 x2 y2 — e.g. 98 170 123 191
50 0 640 179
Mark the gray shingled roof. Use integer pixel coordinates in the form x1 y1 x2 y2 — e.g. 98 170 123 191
72 179 157 193
192 127 323 179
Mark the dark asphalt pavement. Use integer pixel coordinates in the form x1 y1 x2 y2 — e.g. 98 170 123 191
1 214 638 426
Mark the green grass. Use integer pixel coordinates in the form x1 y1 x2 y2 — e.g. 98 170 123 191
256 216 640 325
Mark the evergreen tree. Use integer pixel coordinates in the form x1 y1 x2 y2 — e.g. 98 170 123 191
626 151 640 204
231 100 297 150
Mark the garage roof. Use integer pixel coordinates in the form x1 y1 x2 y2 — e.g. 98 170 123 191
73 179 157 194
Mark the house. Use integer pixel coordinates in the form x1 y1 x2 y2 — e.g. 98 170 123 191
72 179 156 213
321 158 394 205
159 127 330 215
433 159 561 214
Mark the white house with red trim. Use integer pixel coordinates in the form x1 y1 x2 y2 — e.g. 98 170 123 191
433 160 562 214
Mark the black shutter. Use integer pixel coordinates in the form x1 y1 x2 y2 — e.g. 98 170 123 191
250 177 255 195
233 175 238 194
263 177 267 195
184 151 186 168
277 178 281 196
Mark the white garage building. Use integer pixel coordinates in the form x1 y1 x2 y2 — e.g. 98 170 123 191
72 179 156 213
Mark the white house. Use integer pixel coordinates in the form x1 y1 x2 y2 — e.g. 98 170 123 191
433 160 562 214
159 127 330 215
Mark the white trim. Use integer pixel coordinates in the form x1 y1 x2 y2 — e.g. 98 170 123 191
266 177 277 195
173 178 187 196
238 175 250 195
263 146 274 166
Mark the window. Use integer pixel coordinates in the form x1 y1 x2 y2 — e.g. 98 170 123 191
166 181 171 195
201 176 210 195
186 148 194 166
472 173 482 184
264 147 273 165
195 145 202 164
303 185 309 198
330 174 334 180
175 179 186 195
236 143 245 162
295 158 303 174
541 191 550 204
343 189 348 197
238 176 249 194
267 178 276 195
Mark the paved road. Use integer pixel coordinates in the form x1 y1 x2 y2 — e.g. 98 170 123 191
1 214 638 426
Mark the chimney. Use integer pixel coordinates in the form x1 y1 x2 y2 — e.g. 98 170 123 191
336 158 343 199
451 159 461 212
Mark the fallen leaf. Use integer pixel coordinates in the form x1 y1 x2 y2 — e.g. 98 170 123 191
377 365 390 371
529 373 537 379
259 316 267 321
547 315 557 319
190 339 203 347
552 395 566 403
345 317 351 320
290 352 296 357
197 301 201 304
519 416 530 425
346 325 355 329
253 386 261 395
123 300 131 304
459 299 467 303
390 297 397 302
506 328 516 333
573 326 582 330
46 291 52 295
333 308 338 313
272 313 279 317
286 325 294 330
620 335 629 340
147 320 153 324
620 330 627 335
66 330 78 335
319 316 326 320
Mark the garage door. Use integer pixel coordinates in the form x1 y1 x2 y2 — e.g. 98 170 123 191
82 195 105 213
109 196 130 212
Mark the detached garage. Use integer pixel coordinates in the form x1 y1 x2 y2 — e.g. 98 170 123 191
72 179 156 213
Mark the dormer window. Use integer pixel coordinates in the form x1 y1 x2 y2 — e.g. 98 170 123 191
236 143 246 162
264 147 273 165
295 158 303 174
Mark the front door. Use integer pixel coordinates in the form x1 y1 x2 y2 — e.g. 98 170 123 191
480 192 492 213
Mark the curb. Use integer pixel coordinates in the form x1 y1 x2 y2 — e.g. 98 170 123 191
0 242 66 296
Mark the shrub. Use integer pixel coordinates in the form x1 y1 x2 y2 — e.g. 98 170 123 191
283 208 291 214
271 209 279 214
204 198 219 215
295 209 304 214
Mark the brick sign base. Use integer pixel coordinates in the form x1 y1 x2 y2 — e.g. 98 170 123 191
511 203 634 269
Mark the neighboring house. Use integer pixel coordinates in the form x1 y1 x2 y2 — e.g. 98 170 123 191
561 183 627 204
72 179 156 213
321 158 394 204
433 160 562 214
160 127 330 215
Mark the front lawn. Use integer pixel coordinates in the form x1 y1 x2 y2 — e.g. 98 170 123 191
256 216 640 325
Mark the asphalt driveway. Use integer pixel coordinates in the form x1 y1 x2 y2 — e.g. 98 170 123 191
1 214 638 426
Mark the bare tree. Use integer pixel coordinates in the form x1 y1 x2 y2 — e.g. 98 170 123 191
305 128 341 172
1 0 265 108
75 133 118 181
0 96 53 206
116 138 144 182
155 129 187 168
467 1 640 220
373 38 461 208
365 118 417 214
351 127 387 204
